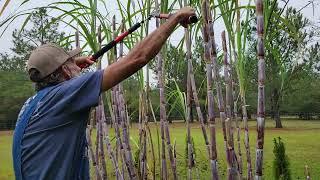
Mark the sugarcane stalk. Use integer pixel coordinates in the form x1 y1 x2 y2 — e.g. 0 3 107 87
201 1 219 179
95 116 100 169
185 30 193 180
186 29 210 158
205 1 229 169
112 15 119 136
180 1 195 180
109 44 134 179
95 26 123 177
118 20 127 179
86 127 102 180
97 101 107 179
230 0 253 178
96 25 108 179
118 85 137 179
161 43 178 179
111 17 136 179
255 0 266 179
136 14 157 176
222 30 239 179
225 118 237 179
143 9 155 178
119 20 129 179
112 91 135 179
223 32 234 147
146 120 156 180
160 34 178 180
100 97 124 180
242 96 253 179
141 126 148 180
154 0 167 179
139 92 148 179
118 85 135 178
186 73 193 180
149 98 161 179
228 25 242 180
233 83 243 179
188 58 210 153
97 110 106 178
137 85 148 179
112 87 124 173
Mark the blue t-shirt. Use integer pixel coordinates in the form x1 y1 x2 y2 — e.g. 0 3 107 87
16 70 103 180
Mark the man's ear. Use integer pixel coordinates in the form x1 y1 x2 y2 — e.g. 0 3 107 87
61 65 72 80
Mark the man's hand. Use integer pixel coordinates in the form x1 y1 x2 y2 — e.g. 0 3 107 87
74 56 95 68
175 7 196 28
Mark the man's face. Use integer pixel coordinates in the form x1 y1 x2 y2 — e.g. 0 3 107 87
62 58 81 79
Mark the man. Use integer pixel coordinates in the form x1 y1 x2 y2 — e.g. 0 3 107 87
12 7 196 180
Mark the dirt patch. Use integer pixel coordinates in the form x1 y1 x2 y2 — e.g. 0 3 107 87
0 131 13 136
265 127 320 131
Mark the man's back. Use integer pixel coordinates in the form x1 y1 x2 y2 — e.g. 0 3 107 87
13 70 103 180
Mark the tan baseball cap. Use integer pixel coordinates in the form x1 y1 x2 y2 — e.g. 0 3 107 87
27 43 82 79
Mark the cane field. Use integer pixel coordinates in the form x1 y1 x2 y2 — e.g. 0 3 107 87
1 0 320 179
1 119 320 179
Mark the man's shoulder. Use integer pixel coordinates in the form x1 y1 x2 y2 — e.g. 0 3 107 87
61 70 103 87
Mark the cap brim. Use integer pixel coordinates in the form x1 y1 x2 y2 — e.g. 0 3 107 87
68 47 82 57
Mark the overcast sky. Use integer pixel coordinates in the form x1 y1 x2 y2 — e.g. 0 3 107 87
0 0 319 55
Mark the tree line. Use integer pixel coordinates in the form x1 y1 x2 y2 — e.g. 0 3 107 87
1 6 320 129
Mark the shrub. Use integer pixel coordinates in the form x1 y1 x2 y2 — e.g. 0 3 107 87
273 137 291 180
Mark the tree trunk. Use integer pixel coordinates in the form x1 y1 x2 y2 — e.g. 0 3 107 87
274 106 282 128
272 88 282 128
270 96 274 119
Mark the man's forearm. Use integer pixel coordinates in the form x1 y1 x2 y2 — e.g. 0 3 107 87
101 14 181 91
129 14 181 62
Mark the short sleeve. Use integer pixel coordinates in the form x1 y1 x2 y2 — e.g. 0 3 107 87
56 70 104 113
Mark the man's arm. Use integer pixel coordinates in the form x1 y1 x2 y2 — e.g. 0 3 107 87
100 7 195 91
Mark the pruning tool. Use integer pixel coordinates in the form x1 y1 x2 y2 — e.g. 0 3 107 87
79 10 198 69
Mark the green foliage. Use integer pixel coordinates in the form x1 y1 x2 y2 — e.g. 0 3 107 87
134 147 140 168
245 4 320 122
0 71 34 129
1 120 320 179
0 8 69 129
149 38 209 121
273 137 291 180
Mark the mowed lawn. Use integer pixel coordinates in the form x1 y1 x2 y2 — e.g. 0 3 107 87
1 119 320 179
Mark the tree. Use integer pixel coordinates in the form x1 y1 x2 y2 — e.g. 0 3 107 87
246 4 317 127
0 8 70 129
280 43 320 117
0 7 70 72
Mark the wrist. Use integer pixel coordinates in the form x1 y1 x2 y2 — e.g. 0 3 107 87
74 57 83 65
171 13 182 24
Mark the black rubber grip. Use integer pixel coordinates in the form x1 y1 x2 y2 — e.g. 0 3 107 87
92 40 117 60
189 15 198 24
128 23 141 33
91 22 142 60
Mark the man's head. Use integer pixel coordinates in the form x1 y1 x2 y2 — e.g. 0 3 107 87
27 43 82 90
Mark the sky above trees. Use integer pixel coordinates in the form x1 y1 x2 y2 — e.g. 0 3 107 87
0 0 319 55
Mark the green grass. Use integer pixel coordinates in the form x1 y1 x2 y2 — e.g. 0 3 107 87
1 119 320 179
